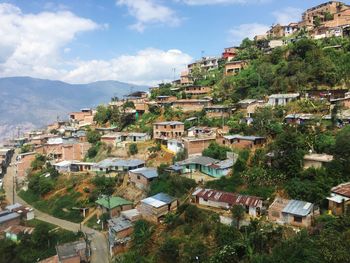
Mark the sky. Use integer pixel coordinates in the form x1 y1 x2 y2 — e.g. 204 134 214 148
0 0 345 85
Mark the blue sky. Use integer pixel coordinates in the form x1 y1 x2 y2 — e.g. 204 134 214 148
0 0 345 85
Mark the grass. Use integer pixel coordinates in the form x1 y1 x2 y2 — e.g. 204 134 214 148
85 215 102 230
19 189 84 223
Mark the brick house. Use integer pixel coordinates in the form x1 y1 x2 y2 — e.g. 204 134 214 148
268 198 319 228
204 105 233 118
139 193 178 223
69 108 94 124
172 99 212 112
300 1 350 29
327 182 350 215
183 136 216 157
180 70 193 85
224 60 248 76
56 240 88 263
17 152 36 178
128 167 158 190
222 47 239 61
153 121 185 140
184 86 211 96
96 196 133 218
221 135 266 149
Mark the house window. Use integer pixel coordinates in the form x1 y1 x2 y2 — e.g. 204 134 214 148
137 175 140 180
294 216 303 223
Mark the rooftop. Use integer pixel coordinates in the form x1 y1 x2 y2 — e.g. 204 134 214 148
282 199 314 217
304 153 334 163
154 121 184 126
108 216 133 233
192 188 262 207
0 211 20 224
269 93 300 99
129 167 158 179
331 182 350 198
96 196 133 209
176 156 218 166
56 240 86 261
95 158 145 169
141 193 176 208
224 134 265 141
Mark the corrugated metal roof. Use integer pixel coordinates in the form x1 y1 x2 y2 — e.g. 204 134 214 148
176 156 218 166
108 217 133 233
269 93 300 99
141 193 176 208
95 158 145 169
224 134 265 141
0 211 20 224
154 121 184 125
282 199 313 216
331 182 350 198
129 167 158 179
193 188 262 208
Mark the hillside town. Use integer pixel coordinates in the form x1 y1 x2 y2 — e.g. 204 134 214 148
1 1 350 263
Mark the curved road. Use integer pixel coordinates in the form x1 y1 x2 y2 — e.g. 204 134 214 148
3 154 109 263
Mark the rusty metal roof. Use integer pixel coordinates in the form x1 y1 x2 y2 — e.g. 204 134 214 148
331 182 350 198
192 188 262 207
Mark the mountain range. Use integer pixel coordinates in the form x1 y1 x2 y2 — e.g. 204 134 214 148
0 77 148 142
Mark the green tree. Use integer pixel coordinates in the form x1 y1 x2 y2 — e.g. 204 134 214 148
87 129 101 144
158 237 179 263
202 142 231 160
94 105 111 125
129 143 138 155
231 205 245 229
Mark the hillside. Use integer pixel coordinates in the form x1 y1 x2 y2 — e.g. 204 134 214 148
0 77 148 142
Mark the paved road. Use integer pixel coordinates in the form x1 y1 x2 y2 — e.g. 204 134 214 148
3 153 109 263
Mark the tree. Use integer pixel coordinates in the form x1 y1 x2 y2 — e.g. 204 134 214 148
202 142 231 160
158 237 179 263
31 154 46 170
129 143 138 155
231 205 245 229
94 105 111 125
333 126 350 175
86 129 101 144
271 127 306 178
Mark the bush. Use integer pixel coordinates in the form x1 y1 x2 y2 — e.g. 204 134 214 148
129 143 138 155
203 142 231 160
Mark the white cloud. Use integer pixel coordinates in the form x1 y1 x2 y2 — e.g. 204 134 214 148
0 3 98 78
272 7 302 25
63 48 192 85
117 0 181 32
0 3 192 86
228 23 270 44
177 0 271 5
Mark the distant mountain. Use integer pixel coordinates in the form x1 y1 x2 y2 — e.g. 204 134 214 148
0 77 148 142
